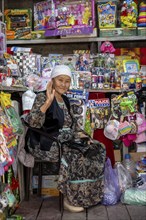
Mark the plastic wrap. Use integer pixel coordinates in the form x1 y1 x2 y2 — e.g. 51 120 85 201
102 158 121 205
121 188 146 205
114 162 133 192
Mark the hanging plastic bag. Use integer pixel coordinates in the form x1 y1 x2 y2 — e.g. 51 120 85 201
114 162 133 192
102 158 121 205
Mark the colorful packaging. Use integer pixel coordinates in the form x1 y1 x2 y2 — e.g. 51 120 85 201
45 0 95 36
120 0 138 28
5 9 32 40
97 0 118 29
66 90 89 131
34 0 56 30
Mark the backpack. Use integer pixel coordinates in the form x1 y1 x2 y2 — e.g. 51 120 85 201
58 140 106 208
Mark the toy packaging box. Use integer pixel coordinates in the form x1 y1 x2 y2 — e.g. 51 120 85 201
99 27 137 37
4 9 32 40
97 0 118 29
34 0 56 31
44 0 95 37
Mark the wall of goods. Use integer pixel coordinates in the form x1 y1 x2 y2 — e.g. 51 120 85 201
0 0 146 218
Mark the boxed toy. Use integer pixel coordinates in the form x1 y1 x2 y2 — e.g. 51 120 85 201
99 28 137 37
45 0 95 36
4 9 32 40
120 0 138 28
34 0 56 31
97 0 118 29
31 30 46 39
138 27 146 36
61 28 97 38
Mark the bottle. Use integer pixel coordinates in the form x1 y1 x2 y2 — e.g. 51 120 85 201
122 153 137 181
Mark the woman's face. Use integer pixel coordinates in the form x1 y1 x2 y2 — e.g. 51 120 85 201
53 75 71 95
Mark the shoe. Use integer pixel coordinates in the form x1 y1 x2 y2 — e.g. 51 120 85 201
64 198 84 212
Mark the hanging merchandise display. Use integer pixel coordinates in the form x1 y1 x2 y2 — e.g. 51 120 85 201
103 90 144 147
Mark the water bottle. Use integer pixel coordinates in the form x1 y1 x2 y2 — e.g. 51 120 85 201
122 153 137 181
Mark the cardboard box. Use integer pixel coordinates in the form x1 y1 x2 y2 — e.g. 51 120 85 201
114 150 121 162
99 28 122 37
99 28 137 37
130 152 145 162
5 9 32 40
31 30 46 39
114 150 145 162
122 28 137 36
138 27 146 36
32 175 58 189
61 28 97 39
41 188 59 196
32 175 59 196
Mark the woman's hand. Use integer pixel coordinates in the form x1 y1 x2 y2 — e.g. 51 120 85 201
46 80 55 104
40 80 55 113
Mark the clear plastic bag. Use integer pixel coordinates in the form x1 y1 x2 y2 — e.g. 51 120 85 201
102 158 121 205
121 188 146 205
114 162 133 192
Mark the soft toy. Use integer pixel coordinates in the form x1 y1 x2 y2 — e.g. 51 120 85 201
100 41 116 53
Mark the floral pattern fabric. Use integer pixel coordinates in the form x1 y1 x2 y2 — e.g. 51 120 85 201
58 140 106 208
25 92 106 207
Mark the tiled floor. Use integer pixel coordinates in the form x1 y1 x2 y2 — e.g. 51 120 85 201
15 195 146 220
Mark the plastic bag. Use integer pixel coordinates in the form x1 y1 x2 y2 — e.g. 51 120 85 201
102 158 121 205
114 162 133 192
121 188 146 205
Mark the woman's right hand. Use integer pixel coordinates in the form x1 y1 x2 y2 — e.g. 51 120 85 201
40 80 55 113
46 80 55 104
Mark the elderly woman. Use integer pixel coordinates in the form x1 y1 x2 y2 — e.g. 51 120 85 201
25 65 106 212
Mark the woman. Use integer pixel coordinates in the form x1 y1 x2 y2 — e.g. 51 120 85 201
25 65 106 212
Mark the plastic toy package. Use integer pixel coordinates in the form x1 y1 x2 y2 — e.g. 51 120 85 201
88 98 110 130
0 106 16 143
61 54 77 72
48 53 63 67
71 71 92 90
24 73 42 91
44 0 95 36
66 89 89 132
0 92 23 135
97 0 118 29
34 0 56 31
120 0 138 27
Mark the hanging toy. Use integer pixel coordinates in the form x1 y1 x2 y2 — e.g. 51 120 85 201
100 41 116 53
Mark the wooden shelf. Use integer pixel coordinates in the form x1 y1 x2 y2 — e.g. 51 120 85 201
6 36 146 45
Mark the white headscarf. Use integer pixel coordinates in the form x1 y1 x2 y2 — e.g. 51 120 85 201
51 65 72 79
